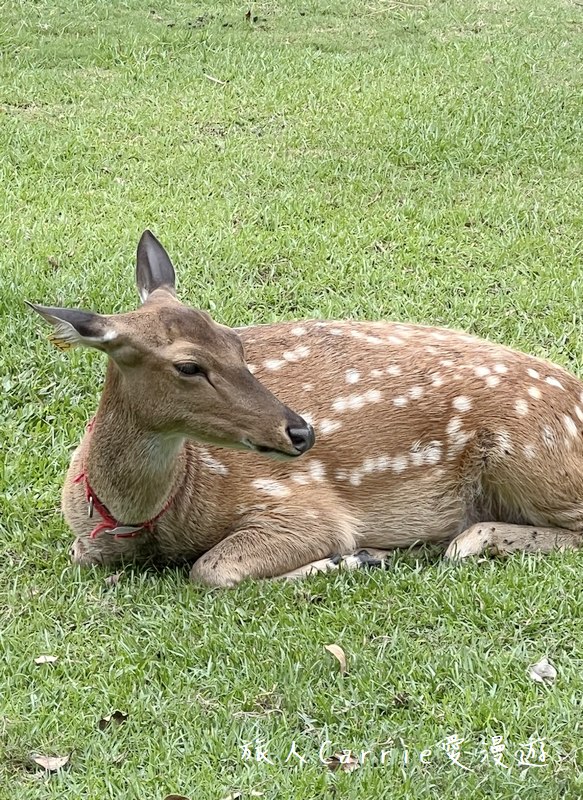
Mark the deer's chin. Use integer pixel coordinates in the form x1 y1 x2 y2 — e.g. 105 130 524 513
240 439 302 460
184 431 300 460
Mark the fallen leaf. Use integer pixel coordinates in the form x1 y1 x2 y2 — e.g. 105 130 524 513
528 656 557 685
104 572 122 587
324 643 347 675
98 710 128 730
31 754 70 772
34 655 58 665
325 751 360 773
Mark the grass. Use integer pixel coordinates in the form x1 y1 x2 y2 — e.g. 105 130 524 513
1 0 583 796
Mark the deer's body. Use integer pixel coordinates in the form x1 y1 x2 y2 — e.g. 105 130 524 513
31 233 583 587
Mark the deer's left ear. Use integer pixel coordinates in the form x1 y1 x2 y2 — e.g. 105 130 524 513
26 302 119 352
136 230 176 303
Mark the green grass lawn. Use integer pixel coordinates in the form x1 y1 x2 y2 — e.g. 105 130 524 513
2 0 583 796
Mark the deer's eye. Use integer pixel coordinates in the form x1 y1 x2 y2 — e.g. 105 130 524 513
174 362 204 376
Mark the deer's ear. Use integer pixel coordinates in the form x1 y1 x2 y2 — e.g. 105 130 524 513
136 230 176 303
26 302 119 352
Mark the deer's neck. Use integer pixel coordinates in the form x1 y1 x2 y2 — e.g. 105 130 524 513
85 363 186 523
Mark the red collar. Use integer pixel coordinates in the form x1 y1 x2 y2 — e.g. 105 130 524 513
74 419 184 540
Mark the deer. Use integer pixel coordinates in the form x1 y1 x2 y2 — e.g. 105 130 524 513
28 231 583 587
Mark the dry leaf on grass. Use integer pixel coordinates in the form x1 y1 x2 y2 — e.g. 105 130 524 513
324 644 347 674
104 572 122 587
528 656 557 685
98 710 128 730
31 754 70 772
34 655 58 665
324 751 360 773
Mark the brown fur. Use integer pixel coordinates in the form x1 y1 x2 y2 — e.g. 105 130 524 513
33 235 583 587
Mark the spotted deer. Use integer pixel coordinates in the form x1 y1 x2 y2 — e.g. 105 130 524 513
29 231 583 586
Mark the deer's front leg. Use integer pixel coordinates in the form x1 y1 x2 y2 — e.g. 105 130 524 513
190 507 358 588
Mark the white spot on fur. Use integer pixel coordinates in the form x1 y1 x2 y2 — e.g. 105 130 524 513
354 454 391 476
393 396 408 408
410 440 442 467
199 448 229 476
432 332 448 341
391 455 408 473
283 350 300 362
523 444 537 459
329 327 343 336
563 414 578 437
291 326 307 336
515 399 529 416
576 406 583 423
370 368 384 378
302 382 314 391
308 460 326 482
252 478 290 498
447 430 472 459
425 345 439 355
349 469 363 486
291 474 310 485
494 364 508 374
362 457 376 474
474 366 490 378
546 376 564 390
527 386 542 400
365 389 382 403
446 416 463 435
264 358 285 371
453 396 472 413
431 373 444 388
299 411 315 426
424 440 443 465
394 325 413 337
386 365 402 377
542 426 556 447
332 397 349 413
527 368 540 380
387 335 404 346
345 369 360 384
497 430 513 453
247 363 257 374
485 374 500 388
320 419 342 436
366 335 384 345
283 345 311 362
332 390 381 413
409 385 424 400
441 359 455 368
376 455 391 471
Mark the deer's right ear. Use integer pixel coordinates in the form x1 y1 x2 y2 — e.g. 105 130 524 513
26 302 118 352
136 230 176 303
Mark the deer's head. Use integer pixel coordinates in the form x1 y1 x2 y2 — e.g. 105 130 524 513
28 231 315 458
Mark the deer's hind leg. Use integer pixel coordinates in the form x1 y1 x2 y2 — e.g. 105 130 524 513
445 522 583 560
190 499 358 588
446 428 583 560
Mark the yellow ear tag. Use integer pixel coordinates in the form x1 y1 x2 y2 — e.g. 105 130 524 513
48 333 75 351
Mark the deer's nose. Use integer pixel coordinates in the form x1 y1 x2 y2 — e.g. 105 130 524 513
286 423 315 454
